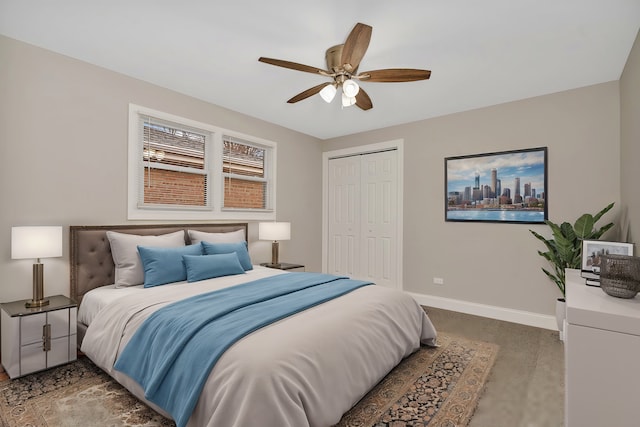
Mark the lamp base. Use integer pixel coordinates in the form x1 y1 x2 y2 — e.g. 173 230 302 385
271 241 280 265
26 262 49 308
25 298 49 308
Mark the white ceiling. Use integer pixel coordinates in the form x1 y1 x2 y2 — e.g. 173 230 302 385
1 1 639 140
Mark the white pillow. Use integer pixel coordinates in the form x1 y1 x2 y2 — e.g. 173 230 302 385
106 230 185 288
187 229 245 244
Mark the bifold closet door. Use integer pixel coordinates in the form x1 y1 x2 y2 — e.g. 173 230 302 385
360 150 397 288
327 155 361 278
327 150 398 288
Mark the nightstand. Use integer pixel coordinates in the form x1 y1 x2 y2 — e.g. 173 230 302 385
1 295 77 379
260 262 305 271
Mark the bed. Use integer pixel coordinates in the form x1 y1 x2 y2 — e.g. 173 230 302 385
71 223 437 427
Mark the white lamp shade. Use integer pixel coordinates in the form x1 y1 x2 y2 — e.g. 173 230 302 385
342 79 360 97
259 222 291 241
11 226 63 259
342 92 356 107
319 84 337 103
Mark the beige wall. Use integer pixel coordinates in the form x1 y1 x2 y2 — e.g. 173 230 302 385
0 35 323 303
324 82 621 316
0 32 632 320
620 30 640 243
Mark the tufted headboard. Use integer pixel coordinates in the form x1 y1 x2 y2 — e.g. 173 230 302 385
70 223 248 306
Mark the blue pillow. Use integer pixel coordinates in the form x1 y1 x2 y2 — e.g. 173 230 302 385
138 244 203 288
201 241 253 271
183 253 245 282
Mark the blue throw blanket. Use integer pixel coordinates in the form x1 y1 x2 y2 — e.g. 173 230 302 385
114 272 373 427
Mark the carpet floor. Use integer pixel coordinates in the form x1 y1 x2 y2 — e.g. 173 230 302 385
0 333 497 427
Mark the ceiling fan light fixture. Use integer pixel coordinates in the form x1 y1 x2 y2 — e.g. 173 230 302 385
319 84 337 103
259 23 430 111
341 92 356 107
342 79 360 97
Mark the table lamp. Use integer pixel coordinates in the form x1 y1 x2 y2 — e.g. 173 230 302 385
259 222 290 266
11 226 63 308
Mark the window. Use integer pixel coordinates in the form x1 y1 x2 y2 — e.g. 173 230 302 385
223 137 269 210
140 117 209 208
128 104 276 220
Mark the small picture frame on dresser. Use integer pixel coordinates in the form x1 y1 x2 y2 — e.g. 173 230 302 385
581 240 634 286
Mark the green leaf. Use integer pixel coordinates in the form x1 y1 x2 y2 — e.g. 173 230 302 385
541 268 564 295
592 202 614 224
555 244 575 268
591 222 614 240
529 229 548 243
574 214 595 239
530 230 556 254
546 220 562 237
560 222 577 240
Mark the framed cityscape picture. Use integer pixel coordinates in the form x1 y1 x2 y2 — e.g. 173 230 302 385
445 147 548 223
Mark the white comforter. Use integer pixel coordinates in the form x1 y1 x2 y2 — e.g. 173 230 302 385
81 267 437 427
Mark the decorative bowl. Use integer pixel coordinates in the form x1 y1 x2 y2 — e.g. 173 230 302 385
599 254 640 299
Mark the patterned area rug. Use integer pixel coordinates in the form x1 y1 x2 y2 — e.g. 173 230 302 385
335 334 498 427
0 333 497 427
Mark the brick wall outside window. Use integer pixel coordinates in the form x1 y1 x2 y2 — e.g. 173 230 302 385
224 178 266 209
143 168 206 206
144 169 265 208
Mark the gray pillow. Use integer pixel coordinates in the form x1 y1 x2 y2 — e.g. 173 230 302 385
106 230 185 287
187 229 245 245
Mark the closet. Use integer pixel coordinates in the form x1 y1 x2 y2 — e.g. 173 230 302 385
326 149 399 289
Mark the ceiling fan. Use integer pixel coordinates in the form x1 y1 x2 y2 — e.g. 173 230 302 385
258 23 431 110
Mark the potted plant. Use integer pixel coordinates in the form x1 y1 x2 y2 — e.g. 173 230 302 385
530 202 615 338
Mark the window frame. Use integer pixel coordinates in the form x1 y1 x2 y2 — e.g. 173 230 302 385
127 104 277 221
139 114 212 211
222 135 271 211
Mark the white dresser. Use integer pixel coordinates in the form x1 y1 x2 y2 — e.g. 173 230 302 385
1 295 77 378
564 269 640 427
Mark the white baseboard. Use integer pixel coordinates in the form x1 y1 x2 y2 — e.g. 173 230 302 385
407 292 558 331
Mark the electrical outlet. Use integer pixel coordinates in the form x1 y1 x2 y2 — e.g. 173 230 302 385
433 277 444 285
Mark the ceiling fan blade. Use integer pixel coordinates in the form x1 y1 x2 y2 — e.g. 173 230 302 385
355 88 373 111
259 57 328 75
340 23 372 73
287 82 332 103
357 68 431 82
